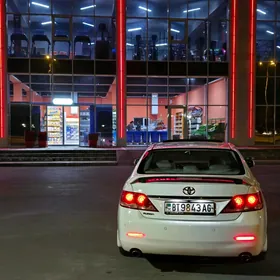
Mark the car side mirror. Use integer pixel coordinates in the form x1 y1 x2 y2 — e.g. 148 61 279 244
245 157 255 168
134 158 140 166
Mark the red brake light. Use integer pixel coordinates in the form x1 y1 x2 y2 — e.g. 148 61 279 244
120 191 158 212
222 192 263 213
234 235 255 241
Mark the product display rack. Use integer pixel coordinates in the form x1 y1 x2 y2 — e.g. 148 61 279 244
174 111 184 138
47 106 63 145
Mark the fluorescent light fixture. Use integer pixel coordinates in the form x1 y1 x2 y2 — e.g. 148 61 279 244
257 9 266 15
266 30 274 35
156 43 168 47
171 28 180 33
41 21 52 25
183 7 200 13
126 43 134 46
53 98 73 106
83 22 94 27
138 6 152 12
80 4 96 10
277 46 280 49
128 27 142 32
31 2 49 8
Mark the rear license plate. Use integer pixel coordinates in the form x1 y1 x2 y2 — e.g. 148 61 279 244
165 202 215 215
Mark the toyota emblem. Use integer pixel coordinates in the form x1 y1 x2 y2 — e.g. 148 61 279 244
183 187 196 195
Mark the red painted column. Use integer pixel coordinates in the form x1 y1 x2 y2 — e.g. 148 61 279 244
116 0 126 146
0 0 6 142
230 0 237 139
248 0 256 139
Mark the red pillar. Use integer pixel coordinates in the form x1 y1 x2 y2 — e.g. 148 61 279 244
0 0 6 142
116 0 126 146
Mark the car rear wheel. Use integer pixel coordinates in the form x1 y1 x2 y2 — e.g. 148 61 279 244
119 247 130 257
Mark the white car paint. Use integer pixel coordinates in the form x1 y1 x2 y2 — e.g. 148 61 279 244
117 141 267 258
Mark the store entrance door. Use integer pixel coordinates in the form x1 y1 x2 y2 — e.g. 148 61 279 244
167 106 188 140
47 106 80 146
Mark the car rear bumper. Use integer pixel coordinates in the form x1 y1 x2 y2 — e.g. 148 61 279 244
117 208 266 257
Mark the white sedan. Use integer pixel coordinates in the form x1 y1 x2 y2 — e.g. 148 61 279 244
117 141 267 262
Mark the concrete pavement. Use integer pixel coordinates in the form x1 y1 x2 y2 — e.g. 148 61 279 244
0 166 279 280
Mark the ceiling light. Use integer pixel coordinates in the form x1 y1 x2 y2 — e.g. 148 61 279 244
156 43 168 47
83 22 94 27
128 27 142 32
138 6 152 12
80 5 96 10
41 21 52 25
266 30 274 35
183 7 200 13
53 98 73 106
171 28 180 33
126 43 134 46
277 46 280 49
257 9 266 15
31 2 49 8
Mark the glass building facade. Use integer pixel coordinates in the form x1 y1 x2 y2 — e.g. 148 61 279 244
5 0 230 147
256 0 280 145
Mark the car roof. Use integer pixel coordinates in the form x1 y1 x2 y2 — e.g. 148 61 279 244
147 141 236 151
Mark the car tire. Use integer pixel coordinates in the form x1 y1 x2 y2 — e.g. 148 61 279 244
119 247 130 257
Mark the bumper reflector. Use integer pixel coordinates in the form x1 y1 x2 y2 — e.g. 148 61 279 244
127 232 146 238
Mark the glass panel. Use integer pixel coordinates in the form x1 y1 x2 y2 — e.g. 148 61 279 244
170 21 185 41
32 105 47 135
127 76 147 103
47 106 63 145
188 78 207 105
169 78 187 103
187 0 208 19
30 16 52 58
7 0 28 13
10 74 31 103
53 0 73 15
79 105 90 146
276 78 280 105
255 106 275 144
188 105 206 138
256 21 275 62
74 0 96 16
95 0 114 16
127 0 148 17
276 22 280 62
170 107 187 140
209 0 229 20
30 0 51 14
170 0 187 19
127 105 168 145
7 15 29 58
188 20 207 62
208 78 227 105
73 17 94 59
53 18 72 59
64 106 80 145
148 78 168 105
257 0 275 20
207 106 227 141
148 19 168 61
209 20 228 62
127 19 147 61
148 0 168 18
95 18 114 60
10 104 30 146
256 77 275 105
96 105 114 146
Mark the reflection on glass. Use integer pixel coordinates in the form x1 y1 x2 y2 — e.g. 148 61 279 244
257 0 275 20
256 21 275 62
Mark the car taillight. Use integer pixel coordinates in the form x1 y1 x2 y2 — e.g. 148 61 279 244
222 192 263 213
120 191 158 212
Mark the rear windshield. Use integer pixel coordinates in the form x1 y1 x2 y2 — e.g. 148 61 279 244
137 149 245 175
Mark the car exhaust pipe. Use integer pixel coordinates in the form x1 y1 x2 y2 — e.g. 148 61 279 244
239 252 253 263
130 249 142 257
